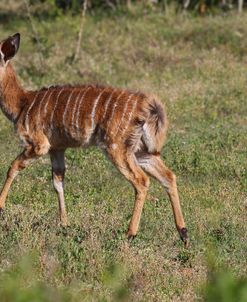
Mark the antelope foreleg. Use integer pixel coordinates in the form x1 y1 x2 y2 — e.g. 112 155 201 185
50 149 67 226
0 149 38 211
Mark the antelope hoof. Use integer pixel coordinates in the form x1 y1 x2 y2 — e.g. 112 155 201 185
60 216 68 227
61 221 68 228
127 230 137 241
179 227 189 248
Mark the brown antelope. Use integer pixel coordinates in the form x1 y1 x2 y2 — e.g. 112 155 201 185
0 33 188 246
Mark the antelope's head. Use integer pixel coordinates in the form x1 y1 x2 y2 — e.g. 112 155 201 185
0 33 20 81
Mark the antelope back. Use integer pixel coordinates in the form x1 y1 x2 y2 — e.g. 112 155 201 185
22 85 151 150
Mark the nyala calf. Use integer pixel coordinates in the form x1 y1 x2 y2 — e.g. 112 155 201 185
0 33 188 246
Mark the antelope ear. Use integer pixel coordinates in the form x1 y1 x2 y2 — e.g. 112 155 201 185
0 33 20 63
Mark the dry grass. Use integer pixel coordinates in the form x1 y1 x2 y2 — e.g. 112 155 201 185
0 6 246 301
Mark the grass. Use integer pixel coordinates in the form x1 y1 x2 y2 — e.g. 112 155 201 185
0 5 247 301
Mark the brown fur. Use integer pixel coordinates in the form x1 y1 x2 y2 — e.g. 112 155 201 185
0 34 188 246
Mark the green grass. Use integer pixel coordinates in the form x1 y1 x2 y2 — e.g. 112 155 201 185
0 6 247 301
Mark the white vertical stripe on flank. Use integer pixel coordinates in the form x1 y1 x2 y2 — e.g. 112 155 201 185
25 91 41 132
121 97 137 135
43 89 55 117
62 88 76 132
106 90 124 134
50 88 64 127
76 86 91 137
85 88 106 143
71 90 84 136
114 93 133 137
44 90 55 116
37 88 50 126
102 89 115 120
91 89 106 129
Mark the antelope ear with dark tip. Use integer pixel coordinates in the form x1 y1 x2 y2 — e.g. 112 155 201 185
0 33 20 63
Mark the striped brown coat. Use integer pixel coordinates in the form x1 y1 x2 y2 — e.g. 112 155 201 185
0 33 188 245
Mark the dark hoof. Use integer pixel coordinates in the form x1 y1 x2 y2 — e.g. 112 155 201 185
0 208 4 216
127 234 136 242
179 227 189 248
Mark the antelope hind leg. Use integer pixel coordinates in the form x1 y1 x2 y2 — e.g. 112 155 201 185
107 147 150 238
136 152 189 247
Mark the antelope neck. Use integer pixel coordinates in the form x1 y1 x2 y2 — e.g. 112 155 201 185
0 63 25 123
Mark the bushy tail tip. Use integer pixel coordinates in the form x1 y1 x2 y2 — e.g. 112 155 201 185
142 97 167 154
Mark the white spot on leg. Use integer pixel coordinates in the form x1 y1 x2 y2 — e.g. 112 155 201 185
111 143 118 150
53 178 64 194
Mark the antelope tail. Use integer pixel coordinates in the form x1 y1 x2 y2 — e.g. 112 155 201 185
142 97 168 154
